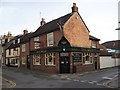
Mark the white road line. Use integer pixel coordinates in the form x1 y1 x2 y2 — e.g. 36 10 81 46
73 79 79 82
67 78 71 80
81 80 87 83
88 81 97 84
102 77 113 80
96 83 103 86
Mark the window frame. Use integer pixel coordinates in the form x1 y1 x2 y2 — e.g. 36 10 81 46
33 54 41 65
47 32 54 47
92 41 97 48
83 52 93 65
22 44 26 52
22 57 26 64
45 53 55 66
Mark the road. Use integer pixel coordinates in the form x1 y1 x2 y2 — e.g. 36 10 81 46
2 66 119 88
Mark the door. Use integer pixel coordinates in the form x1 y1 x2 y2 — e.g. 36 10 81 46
27 55 30 69
94 57 98 70
60 54 70 73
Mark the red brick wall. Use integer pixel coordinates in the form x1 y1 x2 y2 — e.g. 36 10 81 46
64 12 91 47
20 42 29 67
31 52 60 73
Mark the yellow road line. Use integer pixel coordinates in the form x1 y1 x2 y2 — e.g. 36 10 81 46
0 76 16 88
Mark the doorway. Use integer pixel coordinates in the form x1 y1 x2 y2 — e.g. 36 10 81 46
60 52 70 73
94 57 98 70
27 55 30 69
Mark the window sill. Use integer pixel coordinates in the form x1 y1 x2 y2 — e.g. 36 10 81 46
83 63 93 65
45 65 56 67
33 64 41 65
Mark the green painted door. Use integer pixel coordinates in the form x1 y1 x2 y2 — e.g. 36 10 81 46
60 56 70 73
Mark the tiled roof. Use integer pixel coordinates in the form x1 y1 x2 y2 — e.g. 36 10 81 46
102 40 120 50
7 35 23 49
31 13 72 37
89 35 100 41
20 32 33 43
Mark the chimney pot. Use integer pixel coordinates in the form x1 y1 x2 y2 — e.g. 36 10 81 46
72 3 78 13
40 18 46 26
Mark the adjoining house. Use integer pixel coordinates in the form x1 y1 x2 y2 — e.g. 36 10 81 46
5 35 22 67
100 40 120 69
27 3 100 73
0 32 13 66
20 30 32 69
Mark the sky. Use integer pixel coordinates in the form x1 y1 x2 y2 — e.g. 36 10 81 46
0 0 119 43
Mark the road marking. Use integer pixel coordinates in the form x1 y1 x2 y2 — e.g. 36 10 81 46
81 80 87 83
73 79 79 82
96 83 103 86
88 81 97 84
0 76 16 88
102 77 113 80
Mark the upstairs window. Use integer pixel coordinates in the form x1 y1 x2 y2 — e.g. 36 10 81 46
47 32 54 47
34 36 40 49
18 38 20 43
92 41 96 48
34 36 39 42
22 44 26 52
13 40 15 44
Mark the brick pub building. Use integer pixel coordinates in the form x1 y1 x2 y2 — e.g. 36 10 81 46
24 3 100 74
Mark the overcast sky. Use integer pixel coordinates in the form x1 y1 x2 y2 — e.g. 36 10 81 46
0 0 119 43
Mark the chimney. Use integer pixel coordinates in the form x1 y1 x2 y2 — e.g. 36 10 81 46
40 18 46 26
23 30 28 35
72 3 78 13
7 32 12 37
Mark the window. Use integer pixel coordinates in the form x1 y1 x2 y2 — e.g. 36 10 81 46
22 57 26 64
34 42 40 49
34 36 40 49
2 39 5 44
18 38 20 43
45 53 55 65
34 36 39 41
83 52 92 64
22 44 26 52
13 40 15 44
92 41 96 48
33 54 41 65
9 49 11 55
47 32 54 47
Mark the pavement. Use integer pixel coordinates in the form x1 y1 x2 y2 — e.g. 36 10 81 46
1 66 120 89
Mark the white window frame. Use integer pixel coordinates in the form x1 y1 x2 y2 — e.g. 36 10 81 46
92 41 96 48
45 53 55 66
22 57 26 64
34 42 40 49
18 38 20 43
83 52 93 64
22 44 26 52
33 54 41 65
34 36 39 41
47 32 54 47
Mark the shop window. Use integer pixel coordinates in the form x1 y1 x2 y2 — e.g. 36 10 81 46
47 32 54 47
83 52 92 64
33 54 41 65
22 57 26 64
45 53 55 65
